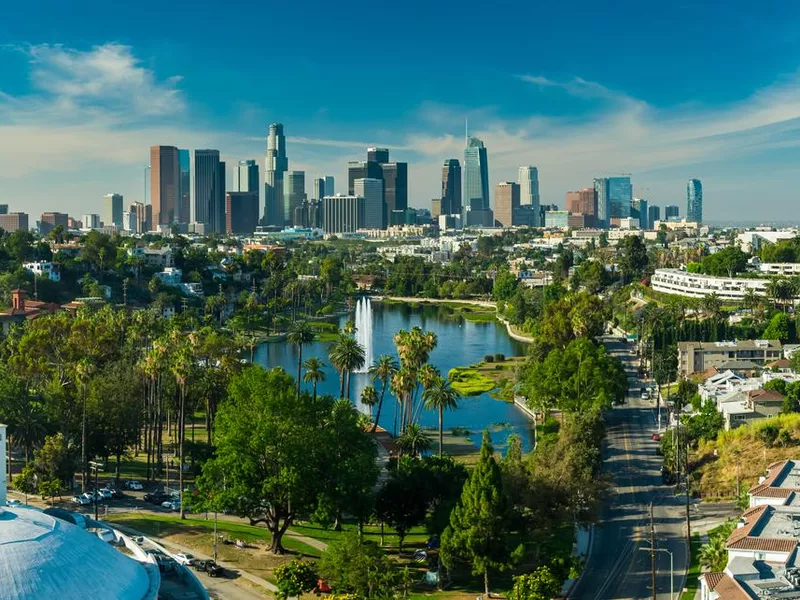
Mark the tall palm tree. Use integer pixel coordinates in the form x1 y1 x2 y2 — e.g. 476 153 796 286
75 358 96 492
368 355 399 433
390 367 416 435
302 357 326 401
423 376 461 456
360 385 379 423
328 335 366 400
287 320 315 397
170 345 192 520
767 278 793 313
395 423 432 458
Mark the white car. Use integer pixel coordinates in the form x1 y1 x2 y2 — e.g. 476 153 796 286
126 480 143 491
72 495 91 505
161 500 180 511
98 488 113 500
174 553 196 566
5 499 21 507
641 391 650 400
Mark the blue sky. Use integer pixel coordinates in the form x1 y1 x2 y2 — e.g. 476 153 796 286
2 1 800 221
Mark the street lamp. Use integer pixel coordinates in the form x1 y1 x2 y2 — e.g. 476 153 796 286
640 546 674 600
89 460 104 521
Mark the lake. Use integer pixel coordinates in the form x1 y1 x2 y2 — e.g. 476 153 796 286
255 299 534 452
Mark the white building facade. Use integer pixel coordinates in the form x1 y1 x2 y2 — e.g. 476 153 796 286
651 268 769 301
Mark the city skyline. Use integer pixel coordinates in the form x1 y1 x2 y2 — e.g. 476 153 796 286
4 5 800 221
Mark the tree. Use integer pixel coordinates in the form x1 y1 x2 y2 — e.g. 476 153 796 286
395 423 432 458
766 278 794 313
423 376 461 456
302 357 326 401
441 431 522 596
360 385 379 422
287 320 315 397
197 367 375 553
328 335 366 400
618 235 649 282
274 560 318 600
317 534 400 598
493 268 518 301
368 355 399 434
508 566 562 600
763 312 791 342
375 463 430 552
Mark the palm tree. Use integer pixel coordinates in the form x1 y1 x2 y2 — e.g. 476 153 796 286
368 355 399 433
395 423 432 458
390 367 416 435
302 357 326 400
360 385 379 423
328 336 366 400
170 345 192 520
75 358 96 492
423 376 461 456
698 535 728 572
767 278 793 313
742 288 759 316
287 320 315 397
701 292 722 321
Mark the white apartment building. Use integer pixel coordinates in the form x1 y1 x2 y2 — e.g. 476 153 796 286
651 268 769 301
23 260 60 282
758 263 800 276
737 230 797 253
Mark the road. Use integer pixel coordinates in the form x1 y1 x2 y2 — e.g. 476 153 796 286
571 335 689 600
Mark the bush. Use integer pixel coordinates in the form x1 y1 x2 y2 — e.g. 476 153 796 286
494 353 506 362
757 424 780 447
451 426 470 436
484 355 495 363
274 560 317 600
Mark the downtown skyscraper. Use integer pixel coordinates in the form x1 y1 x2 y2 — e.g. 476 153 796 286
264 123 288 226
518 166 540 215
194 149 225 234
687 178 703 223
178 149 190 224
283 171 306 223
594 176 631 226
150 145 180 228
236 160 260 193
441 159 461 215
463 137 489 210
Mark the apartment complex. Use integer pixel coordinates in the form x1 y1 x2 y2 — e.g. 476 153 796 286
678 340 783 378
651 268 770 301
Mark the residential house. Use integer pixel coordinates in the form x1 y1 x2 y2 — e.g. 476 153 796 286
678 340 783 378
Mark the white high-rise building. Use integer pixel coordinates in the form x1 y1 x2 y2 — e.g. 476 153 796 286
103 193 124 229
518 166 540 214
355 178 384 230
82 213 101 230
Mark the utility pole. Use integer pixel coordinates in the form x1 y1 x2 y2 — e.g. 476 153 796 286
650 502 657 600
686 438 692 550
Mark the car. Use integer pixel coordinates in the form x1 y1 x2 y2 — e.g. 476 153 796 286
206 562 224 577
174 553 196 566
98 488 113 500
110 488 124 499
162 500 180 511
5 499 21 507
651 433 661 441
641 391 650 400
71 495 90 505
192 559 208 571
125 480 143 491
144 491 169 504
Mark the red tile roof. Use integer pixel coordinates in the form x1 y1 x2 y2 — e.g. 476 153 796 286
703 572 724 590
709 574 753 600
726 537 797 554
750 461 789 493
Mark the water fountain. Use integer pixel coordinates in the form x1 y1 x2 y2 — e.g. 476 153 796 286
354 296 373 373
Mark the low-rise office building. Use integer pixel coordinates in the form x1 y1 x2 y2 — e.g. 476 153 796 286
678 340 783 378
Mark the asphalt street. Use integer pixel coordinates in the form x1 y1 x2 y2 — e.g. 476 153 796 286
570 335 689 600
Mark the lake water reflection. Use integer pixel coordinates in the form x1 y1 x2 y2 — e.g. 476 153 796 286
255 300 534 452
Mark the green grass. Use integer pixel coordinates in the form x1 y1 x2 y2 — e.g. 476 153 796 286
289 521 430 551
448 367 497 396
681 533 702 600
108 512 323 558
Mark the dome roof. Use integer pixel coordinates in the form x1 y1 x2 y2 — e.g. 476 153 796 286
0 507 152 600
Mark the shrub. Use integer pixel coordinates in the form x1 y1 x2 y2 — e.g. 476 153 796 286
274 559 317 600
451 426 470 436
494 353 506 362
756 424 780 447
484 355 495 363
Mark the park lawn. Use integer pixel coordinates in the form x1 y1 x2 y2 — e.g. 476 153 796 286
681 533 702 600
289 520 430 552
108 512 322 584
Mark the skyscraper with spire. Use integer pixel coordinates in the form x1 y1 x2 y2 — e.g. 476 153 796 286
264 123 288 226
463 136 489 210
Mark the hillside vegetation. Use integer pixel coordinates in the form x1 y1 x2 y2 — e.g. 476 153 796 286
692 413 800 498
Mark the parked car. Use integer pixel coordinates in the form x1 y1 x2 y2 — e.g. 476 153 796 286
5 499 21 507
144 491 169 504
110 488 124 499
641 390 650 400
125 480 143 491
98 488 113 500
174 553 196 566
206 562 224 577
71 495 90 505
161 500 180 511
